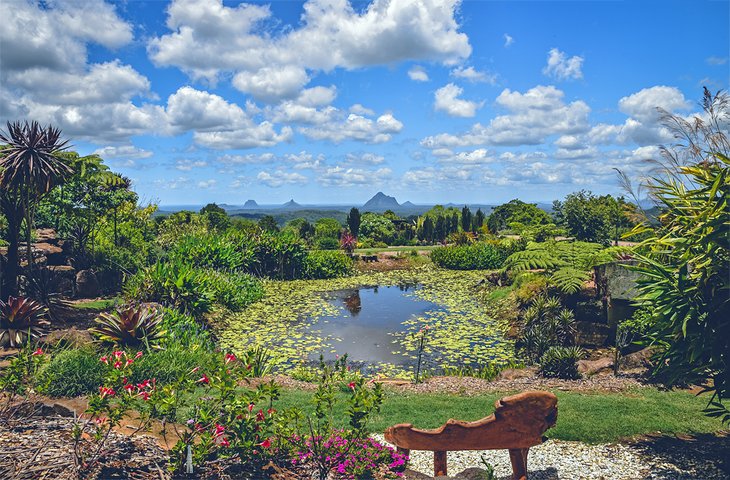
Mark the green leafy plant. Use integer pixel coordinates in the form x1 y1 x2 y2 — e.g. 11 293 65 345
243 345 273 377
539 346 583 379
518 295 577 362
36 347 104 397
430 242 508 270
0 296 49 347
304 250 354 279
90 304 166 347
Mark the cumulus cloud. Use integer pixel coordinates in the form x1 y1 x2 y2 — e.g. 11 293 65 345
408 66 429 82
148 0 471 102
504 34 514 47
318 166 392 187
424 85 590 147
93 145 153 160
257 170 308 187
299 112 403 143
543 48 584 80
434 83 482 117
450 66 496 84
345 152 386 165
197 179 217 188
175 159 208 171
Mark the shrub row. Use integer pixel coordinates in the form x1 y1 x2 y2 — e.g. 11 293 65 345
430 242 510 270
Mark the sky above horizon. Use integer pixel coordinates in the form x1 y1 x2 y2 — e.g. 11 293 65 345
1 0 728 206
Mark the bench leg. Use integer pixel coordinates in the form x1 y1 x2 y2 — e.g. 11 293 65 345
434 450 447 477
509 448 529 480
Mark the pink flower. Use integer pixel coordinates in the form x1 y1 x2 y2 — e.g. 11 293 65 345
348 382 356 390
256 409 265 422
113 351 124 359
213 424 225 437
138 391 151 401
31 348 44 356
125 358 134 367
219 437 230 447
123 384 135 394
137 379 151 389
99 356 108 364
259 438 271 448
224 353 236 364
248 403 255 412
113 360 122 369
197 374 209 384
135 351 143 359
190 366 200 374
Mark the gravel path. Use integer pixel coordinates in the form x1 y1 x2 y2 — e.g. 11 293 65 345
372 434 730 480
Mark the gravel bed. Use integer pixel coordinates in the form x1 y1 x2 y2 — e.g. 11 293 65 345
372 434 730 480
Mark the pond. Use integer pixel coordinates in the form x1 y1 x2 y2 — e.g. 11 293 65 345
218 267 516 377
305 285 443 365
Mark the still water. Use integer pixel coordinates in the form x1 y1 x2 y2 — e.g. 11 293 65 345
304 285 441 365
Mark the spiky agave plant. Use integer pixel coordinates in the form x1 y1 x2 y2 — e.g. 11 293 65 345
90 305 165 348
0 296 49 347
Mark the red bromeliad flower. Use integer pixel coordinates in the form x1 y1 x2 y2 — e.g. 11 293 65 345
197 374 210 384
190 366 200 374
125 358 134 367
267 408 275 416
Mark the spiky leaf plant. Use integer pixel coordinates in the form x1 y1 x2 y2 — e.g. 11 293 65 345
539 346 584 379
90 305 165 348
0 296 49 347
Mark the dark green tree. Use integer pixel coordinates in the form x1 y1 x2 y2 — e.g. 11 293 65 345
200 203 229 231
346 207 361 237
461 206 472 232
487 199 551 233
473 208 485 231
258 215 279 233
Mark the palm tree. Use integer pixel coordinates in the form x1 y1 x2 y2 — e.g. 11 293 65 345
0 121 72 297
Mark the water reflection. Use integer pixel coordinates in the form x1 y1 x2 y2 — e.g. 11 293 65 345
304 285 442 365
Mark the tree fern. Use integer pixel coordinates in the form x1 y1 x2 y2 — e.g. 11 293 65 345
550 267 591 294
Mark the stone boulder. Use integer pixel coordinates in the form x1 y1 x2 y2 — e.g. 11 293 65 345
577 356 614 376
619 347 656 370
575 321 610 347
497 366 538 381
75 269 100 298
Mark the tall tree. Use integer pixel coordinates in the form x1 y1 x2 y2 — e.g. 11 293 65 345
473 208 485 231
347 207 361 237
461 206 472 232
0 121 71 297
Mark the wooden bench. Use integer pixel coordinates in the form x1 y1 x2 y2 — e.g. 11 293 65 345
384 390 558 479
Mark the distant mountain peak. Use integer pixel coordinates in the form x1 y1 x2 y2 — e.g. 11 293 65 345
280 199 301 209
243 199 259 209
401 201 416 207
363 192 399 211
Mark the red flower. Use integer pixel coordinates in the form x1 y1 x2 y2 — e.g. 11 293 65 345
248 403 255 412
138 391 151 401
256 409 265 422
190 366 200 374
113 360 122 369
125 358 134 367
267 408 275 416
99 356 108 364
224 353 236 364
137 379 151 389
213 424 225 437
197 374 210 384
259 438 271 448
31 348 44 356
99 386 115 398
123 384 135 394
219 437 230 447
113 351 124 359
348 382 356 390
135 351 143 359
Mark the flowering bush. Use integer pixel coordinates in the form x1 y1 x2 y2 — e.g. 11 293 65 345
292 431 407 479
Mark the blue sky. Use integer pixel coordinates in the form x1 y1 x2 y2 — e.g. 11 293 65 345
1 0 728 206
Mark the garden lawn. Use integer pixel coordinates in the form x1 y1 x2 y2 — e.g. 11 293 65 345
354 245 439 255
275 387 725 444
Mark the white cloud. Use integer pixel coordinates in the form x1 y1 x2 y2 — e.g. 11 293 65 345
345 153 386 165
543 48 584 81
148 0 471 102
504 34 514 47
618 86 689 122
175 159 208 171
197 179 217 188
284 151 325 169
257 170 308 187
706 56 728 66
219 153 277 165
424 85 590 147
350 104 375 116
434 83 482 117
318 166 392 187
297 86 338 107
93 145 153 160
450 66 496 84
438 148 494 164
408 66 429 82
299 112 403 143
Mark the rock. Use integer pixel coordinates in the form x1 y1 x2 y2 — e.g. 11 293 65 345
35 228 57 242
497 366 538 381
34 242 65 265
75 269 100 298
578 356 614 376
575 321 610 346
619 347 656 370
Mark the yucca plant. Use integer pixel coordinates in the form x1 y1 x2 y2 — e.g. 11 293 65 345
0 296 49 348
539 346 584 379
518 294 577 362
90 305 165 348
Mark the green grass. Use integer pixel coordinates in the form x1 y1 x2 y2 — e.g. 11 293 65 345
486 286 513 302
275 387 725 444
354 245 439 254
69 298 118 311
